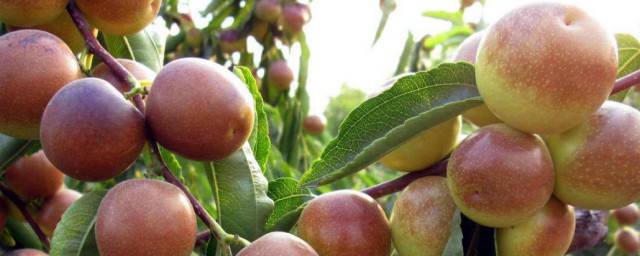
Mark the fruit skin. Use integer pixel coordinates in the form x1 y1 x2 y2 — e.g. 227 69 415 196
0 30 82 139
546 101 640 210
8 12 88 54
615 227 640 254
95 179 197 256
303 115 326 135
5 249 49 256
496 197 576 256
237 232 319 256
146 58 255 161
255 0 282 23
298 190 391 256
41 78 146 182
92 59 156 93
75 0 161 36
5 151 65 200
37 189 82 237
380 116 460 172
613 204 640 226
447 123 554 228
279 3 311 34
268 60 294 90
451 31 501 127
390 177 457 256
475 3 617 134
0 0 67 27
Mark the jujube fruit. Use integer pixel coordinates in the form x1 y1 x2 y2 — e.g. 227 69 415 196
95 179 197 256
5 150 65 200
268 60 294 90
614 227 640 254
279 3 311 34
0 30 82 139
496 197 575 256
0 0 67 27
298 190 391 256
237 232 318 256
303 115 326 135
254 0 282 23
5 249 49 256
613 204 640 226
8 12 88 54
92 59 156 93
390 176 457 256
546 101 640 210
36 189 82 237
475 3 617 134
41 78 146 181
447 123 554 227
219 29 247 53
146 58 255 161
75 0 162 36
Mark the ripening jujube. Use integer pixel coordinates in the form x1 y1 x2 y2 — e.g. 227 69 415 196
95 179 197 256
8 12 88 54
279 3 311 34
0 0 67 27
92 59 157 93
0 30 82 139
268 60 294 90
5 150 65 200
36 189 82 238
613 204 640 226
40 78 146 182
75 0 162 36
146 58 255 161
254 0 282 23
237 232 319 256
303 115 326 135
219 29 247 53
614 227 640 254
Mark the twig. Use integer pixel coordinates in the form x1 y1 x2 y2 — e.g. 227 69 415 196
361 159 448 199
611 68 640 95
0 183 49 249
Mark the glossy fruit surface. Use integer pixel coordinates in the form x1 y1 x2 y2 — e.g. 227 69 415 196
447 123 554 227
0 30 82 139
75 0 161 36
6 150 65 200
390 177 457 256
0 0 67 27
37 189 82 237
476 3 617 134
237 232 319 256
380 116 460 172
95 179 197 256
298 190 391 256
546 101 640 210
146 58 255 161
92 59 156 93
496 197 575 256
41 78 146 181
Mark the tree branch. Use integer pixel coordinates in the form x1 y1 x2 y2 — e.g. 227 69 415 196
611 68 640 95
0 183 49 250
361 159 448 199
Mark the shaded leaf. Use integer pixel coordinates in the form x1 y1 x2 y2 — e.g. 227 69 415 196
299 62 482 187
0 135 38 175
50 190 107 256
103 24 169 72
610 33 640 101
265 178 315 232
159 146 184 183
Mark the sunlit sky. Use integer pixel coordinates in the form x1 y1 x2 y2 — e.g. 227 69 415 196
189 0 640 115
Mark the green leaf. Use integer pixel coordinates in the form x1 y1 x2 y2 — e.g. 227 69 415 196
103 24 168 72
208 144 274 241
610 33 640 101
395 32 414 75
442 210 463 255
422 10 464 25
0 135 38 175
423 25 474 49
159 146 184 183
233 66 270 172
299 62 482 187
49 190 107 256
265 178 315 232
6 219 42 250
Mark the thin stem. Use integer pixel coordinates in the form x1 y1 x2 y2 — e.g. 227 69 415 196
361 159 448 199
612 68 640 95
0 183 49 250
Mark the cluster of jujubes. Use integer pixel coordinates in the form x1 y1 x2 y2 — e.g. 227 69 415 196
612 204 640 254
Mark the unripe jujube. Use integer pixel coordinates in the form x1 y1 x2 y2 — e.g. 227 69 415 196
0 0 67 27
146 58 255 161
6 150 65 200
268 60 294 90
447 123 554 227
613 204 640 226
92 59 157 93
0 30 82 139
95 179 197 256
237 232 318 256
298 190 391 256
75 0 162 36
37 189 82 237
41 78 146 181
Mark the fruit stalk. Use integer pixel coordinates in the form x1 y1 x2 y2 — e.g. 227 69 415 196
361 159 447 199
0 183 49 249
66 2 250 252
612 68 640 94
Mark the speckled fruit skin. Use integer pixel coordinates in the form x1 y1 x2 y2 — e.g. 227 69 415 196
268 60 294 90
146 58 255 161
452 32 501 127
92 59 156 93
380 117 460 172
95 179 197 256
615 227 640 254
9 12 89 54
496 197 575 256
303 115 326 135
390 177 457 256
0 0 67 27
279 3 311 34
37 189 82 237
546 101 640 210
75 0 161 36
613 204 640 225
447 123 554 228
298 190 391 256
41 78 146 182
6 151 65 200
255 0 282 23
0 30 82 139
5 249 49 256
476 3 617 134
237 232 319 256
